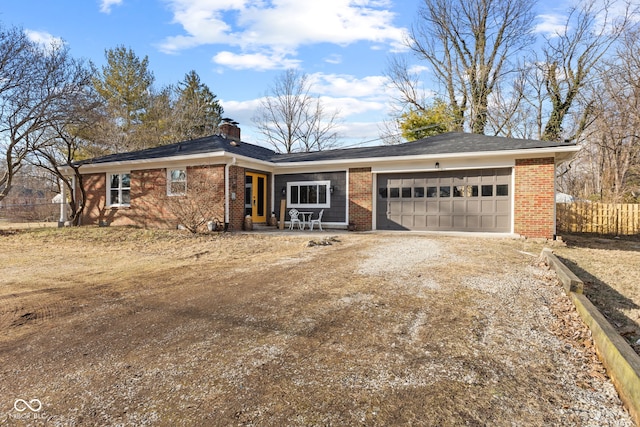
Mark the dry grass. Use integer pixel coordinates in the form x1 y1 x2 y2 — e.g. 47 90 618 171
553 234 640 353
0 228 633 426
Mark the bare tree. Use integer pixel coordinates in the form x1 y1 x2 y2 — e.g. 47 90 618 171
252 69 341 153
391 0 535 135
30 116 97 226
538 0 633 142
0 24 91 203
576 26 640 201
161 166 224 233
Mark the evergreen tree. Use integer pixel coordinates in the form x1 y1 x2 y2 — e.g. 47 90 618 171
174 70 223 140
90 45 155 152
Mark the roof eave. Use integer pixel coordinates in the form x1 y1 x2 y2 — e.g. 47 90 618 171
72 151 273 173
271 145 581 168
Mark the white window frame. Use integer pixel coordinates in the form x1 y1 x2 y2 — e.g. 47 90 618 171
287 180 331 209
107 172 131 207
167 168 187 196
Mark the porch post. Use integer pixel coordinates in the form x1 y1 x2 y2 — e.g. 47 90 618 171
58 178 68 225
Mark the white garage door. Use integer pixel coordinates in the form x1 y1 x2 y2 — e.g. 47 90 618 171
376 168 511 232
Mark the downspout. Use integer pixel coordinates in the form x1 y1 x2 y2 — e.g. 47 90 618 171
224 157 237 231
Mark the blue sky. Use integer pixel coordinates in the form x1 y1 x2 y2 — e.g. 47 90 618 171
2 0 569 148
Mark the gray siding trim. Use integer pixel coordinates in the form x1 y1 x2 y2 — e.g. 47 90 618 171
275 171 347 223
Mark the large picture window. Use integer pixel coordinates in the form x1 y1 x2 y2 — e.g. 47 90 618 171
287 181 330 208
167 169 187 196
107 173 131 207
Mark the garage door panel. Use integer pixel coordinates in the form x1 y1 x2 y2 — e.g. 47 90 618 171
481 200 495 212
377 169 511 232
427 201 439 212
496 215 510 228
481 216 495 228
496 200 510 211
453 215 466 228
438 201 452 213
389 203 401 214
439 216 452 228
467 200 480 213
453 200 466 212
401 215 414 228
427 215 439 227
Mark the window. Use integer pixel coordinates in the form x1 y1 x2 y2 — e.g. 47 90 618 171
389 187 400 198
496 184 509 196
453 185 479 197
426 186 438 198
287 181 330 208
481 185 493 197
414 187 425 198
168 169 187 196
402 187 412 198
108 173 131 207
439 186 451 198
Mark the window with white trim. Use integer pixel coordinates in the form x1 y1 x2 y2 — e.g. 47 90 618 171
287 181 331 208
167 169 187 196
107 173 131 207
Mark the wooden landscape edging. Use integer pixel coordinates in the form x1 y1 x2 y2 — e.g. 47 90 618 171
542 249 640 425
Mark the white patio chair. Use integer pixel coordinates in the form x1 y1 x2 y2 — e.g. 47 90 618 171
309 209 324 231
288 209 302 230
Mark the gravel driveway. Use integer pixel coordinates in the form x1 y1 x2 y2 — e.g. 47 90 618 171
0 230 633 425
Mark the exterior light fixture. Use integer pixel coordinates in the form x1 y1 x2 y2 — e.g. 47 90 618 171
435 162 440 168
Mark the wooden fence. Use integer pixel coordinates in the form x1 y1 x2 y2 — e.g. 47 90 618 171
556 202 640 235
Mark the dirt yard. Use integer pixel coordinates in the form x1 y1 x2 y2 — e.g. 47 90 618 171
0 228 634 426
553 234 640 355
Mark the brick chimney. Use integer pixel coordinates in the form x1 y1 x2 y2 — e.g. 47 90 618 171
220 119 241 142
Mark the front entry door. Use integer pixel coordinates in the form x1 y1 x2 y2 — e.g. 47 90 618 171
245 172 268 223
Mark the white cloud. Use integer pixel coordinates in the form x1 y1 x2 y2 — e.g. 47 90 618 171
213 50 301 71
408 64 430 75
534 14 566 36
24 30 65 49
100 0 123 14
160 0 406 70
324 54 342 65
307 73 390 98
320 96 386 117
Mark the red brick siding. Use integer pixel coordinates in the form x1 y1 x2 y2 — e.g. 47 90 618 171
348 167 373 231
80 165 226 230
80 173 109 226
514 157 556 238
228 165 245 230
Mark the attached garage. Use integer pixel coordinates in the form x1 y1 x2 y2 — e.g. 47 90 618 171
376 168 512 232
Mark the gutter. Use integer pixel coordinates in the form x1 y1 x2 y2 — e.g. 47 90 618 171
224 157 236 230
269 145 580 169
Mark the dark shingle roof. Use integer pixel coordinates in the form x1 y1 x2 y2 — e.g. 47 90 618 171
271 132 576 163
76 134 277 165
77 132 576 167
